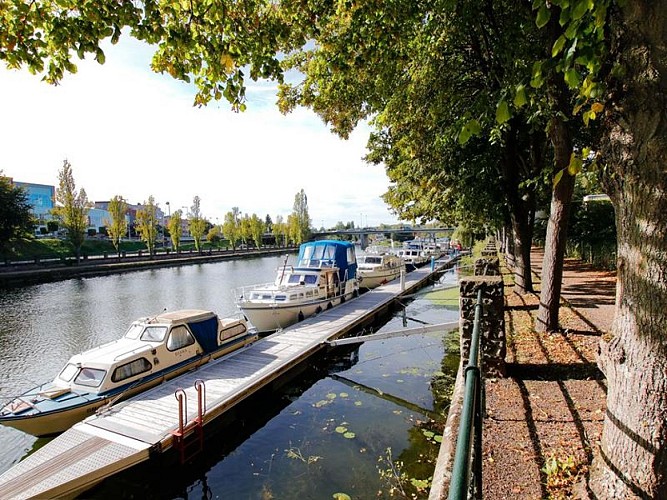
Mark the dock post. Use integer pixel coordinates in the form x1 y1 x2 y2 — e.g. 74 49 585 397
400 268 405 291
431 256 435 271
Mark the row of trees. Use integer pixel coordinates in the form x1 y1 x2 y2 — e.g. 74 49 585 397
221 189 311 248
4 161 314 259
2 1 666 494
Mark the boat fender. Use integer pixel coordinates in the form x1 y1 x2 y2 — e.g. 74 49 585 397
327 302 333 310
298 311 304 322
316 306 322 314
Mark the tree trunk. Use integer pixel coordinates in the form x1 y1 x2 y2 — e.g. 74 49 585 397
509 210 534 293
535 117 575 332
500 121 537 294
589 2 667 496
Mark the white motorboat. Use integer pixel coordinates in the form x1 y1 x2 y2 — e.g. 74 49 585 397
235 240 359 333
357 252 405 290
0 310 257 437
395 247 429 271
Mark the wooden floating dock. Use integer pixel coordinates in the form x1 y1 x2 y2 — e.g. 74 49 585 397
0 260 456 499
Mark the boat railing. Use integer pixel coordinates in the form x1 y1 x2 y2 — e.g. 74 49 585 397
234 282 278 302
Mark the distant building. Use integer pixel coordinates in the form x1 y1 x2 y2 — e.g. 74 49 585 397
13 181 55 225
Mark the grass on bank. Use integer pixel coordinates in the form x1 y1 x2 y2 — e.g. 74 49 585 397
2 237 231 261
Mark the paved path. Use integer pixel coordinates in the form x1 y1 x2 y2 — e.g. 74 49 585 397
482 248 615 499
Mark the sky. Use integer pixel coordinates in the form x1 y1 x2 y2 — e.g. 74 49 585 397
0 37 401 229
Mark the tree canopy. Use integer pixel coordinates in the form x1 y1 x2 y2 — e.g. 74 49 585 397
0 174 34 253
52 160 89 261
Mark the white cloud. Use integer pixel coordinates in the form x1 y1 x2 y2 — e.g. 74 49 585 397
0 37 399 228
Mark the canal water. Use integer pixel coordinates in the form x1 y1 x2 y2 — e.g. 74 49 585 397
0 253 461 498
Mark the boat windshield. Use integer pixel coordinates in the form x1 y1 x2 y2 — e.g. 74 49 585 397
58 363 79 382
124 323 144 339
362 256 382 264
74 367 106 388
140 326 168 342
287 274 318 285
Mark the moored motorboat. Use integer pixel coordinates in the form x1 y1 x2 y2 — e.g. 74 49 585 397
357 252 405 290
395 247 429 271
0 310 257 437
235 240 359 333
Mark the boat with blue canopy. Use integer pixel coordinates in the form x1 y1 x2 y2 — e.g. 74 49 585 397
0 310 257 437
235 240 359 333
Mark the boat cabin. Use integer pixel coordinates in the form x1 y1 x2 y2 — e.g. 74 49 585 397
52 310 250 396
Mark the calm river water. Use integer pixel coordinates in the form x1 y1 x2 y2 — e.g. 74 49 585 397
0 253 460 499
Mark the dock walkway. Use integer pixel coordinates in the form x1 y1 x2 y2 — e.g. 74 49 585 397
0 261 452 499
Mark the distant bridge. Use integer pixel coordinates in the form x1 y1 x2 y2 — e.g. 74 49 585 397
311 227 456 249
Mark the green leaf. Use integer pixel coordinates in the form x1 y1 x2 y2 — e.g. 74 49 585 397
553 169 564 186
552 35 567 57
536 5 551 28
496 100 511 124
571 0 589 20
514 85 528 108
559 6 571 26
568 153 583 174
458 119 481 145
564 68 580 89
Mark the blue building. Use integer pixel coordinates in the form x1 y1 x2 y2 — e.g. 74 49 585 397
13 182 55 224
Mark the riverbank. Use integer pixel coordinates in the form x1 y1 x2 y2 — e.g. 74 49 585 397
0 246 297 287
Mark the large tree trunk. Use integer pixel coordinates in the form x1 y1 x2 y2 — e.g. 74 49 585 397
500 121 537 294
589 2 667 496
535 116 574 332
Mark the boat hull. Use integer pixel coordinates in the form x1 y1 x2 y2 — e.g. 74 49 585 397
358 268 403 289
240 293 355 333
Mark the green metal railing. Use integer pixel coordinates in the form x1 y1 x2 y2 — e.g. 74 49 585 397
449 288 484 499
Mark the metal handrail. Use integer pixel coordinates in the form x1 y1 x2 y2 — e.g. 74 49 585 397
449 288 484 499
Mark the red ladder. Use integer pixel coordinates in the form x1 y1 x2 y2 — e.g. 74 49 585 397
171 379 206 464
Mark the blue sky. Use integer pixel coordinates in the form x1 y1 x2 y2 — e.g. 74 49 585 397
0 36 400 229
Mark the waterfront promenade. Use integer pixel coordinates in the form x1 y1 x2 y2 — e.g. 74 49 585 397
482 248 615 498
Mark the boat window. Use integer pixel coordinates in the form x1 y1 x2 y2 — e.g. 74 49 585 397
347 247 355 264
365 256 382 264
124 323 144 340
167 325 196 351
141 326 167 342
304 275 317 285
323 245 336 260
306 290 313 297
111 358 152 383
58 363 79 382
74 367 106 388
312 245 325 261
220 323 247 342
275 294 286 301
289 294 297 300
301 245 314 261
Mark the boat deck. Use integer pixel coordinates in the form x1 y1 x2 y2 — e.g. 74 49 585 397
0 261 454 499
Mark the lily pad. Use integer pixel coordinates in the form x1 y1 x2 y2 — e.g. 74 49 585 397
326 393 337 400
343 432 356 439
333 494 351 500
339 392 349 398
354 401 363 406
335 426 348 434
